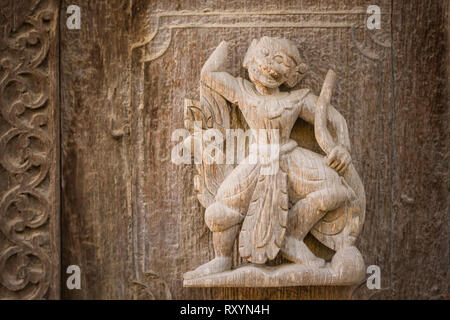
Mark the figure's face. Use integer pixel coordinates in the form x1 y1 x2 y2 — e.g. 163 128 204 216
247 42 295 89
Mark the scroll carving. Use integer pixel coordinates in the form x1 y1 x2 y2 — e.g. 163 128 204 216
0 0 59 299
183 37 366 287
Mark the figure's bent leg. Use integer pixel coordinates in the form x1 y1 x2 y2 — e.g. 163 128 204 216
289 186 349 240
183 227 238 280
184 202 242 280
281 186 349 267
184 202 244 280
205 201 244 258
281 197 326 268
184 161 259 280
282 234 325 268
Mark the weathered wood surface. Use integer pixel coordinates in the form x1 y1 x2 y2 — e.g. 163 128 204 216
0 0 60 299
387 0 448 299
59 0 448 300
60 0 133 299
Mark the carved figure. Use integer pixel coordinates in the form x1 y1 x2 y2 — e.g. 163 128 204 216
183 37 366 287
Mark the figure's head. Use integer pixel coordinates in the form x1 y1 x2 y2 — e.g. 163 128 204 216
243 36 308 90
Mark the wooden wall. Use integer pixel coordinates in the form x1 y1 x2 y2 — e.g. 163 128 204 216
2 0 447 300
59 0 448 300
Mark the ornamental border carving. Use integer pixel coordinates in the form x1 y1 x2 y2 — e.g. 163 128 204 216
0 0 59 300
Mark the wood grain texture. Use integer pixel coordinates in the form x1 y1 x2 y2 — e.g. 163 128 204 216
387 0 448 299
59 0 448 300
60 0 133 299
0 0 60 299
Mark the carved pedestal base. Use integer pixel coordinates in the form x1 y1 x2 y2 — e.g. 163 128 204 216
184 247 365 287
184 262 364 287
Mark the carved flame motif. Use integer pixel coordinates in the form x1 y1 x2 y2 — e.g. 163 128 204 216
184 86 235 208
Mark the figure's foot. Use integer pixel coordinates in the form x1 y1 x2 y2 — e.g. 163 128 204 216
331 246 365 281
183 257 232 280
281 236 325 268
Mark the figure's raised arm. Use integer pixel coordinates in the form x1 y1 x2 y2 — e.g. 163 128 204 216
299 92 352 174
201 41 242 105
300 94 350 148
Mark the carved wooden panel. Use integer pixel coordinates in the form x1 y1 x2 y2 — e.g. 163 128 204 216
133 0 393 299
0 0 60 299
60 0 448 300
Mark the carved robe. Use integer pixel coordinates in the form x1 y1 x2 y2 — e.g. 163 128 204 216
230 80 305 263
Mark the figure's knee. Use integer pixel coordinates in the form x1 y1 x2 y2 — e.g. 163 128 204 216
308 185 349 212
205 202 243 232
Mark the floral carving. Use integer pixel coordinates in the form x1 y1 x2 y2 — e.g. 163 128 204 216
0 0 58 299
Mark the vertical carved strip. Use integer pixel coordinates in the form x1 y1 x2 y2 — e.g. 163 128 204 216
0 0 59 299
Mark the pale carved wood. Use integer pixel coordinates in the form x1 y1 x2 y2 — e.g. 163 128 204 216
59 0 448 299
0 0 60 299
183 37 366 287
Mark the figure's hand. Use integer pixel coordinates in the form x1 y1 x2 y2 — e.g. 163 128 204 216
326 145 351 174
201 41 229 75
